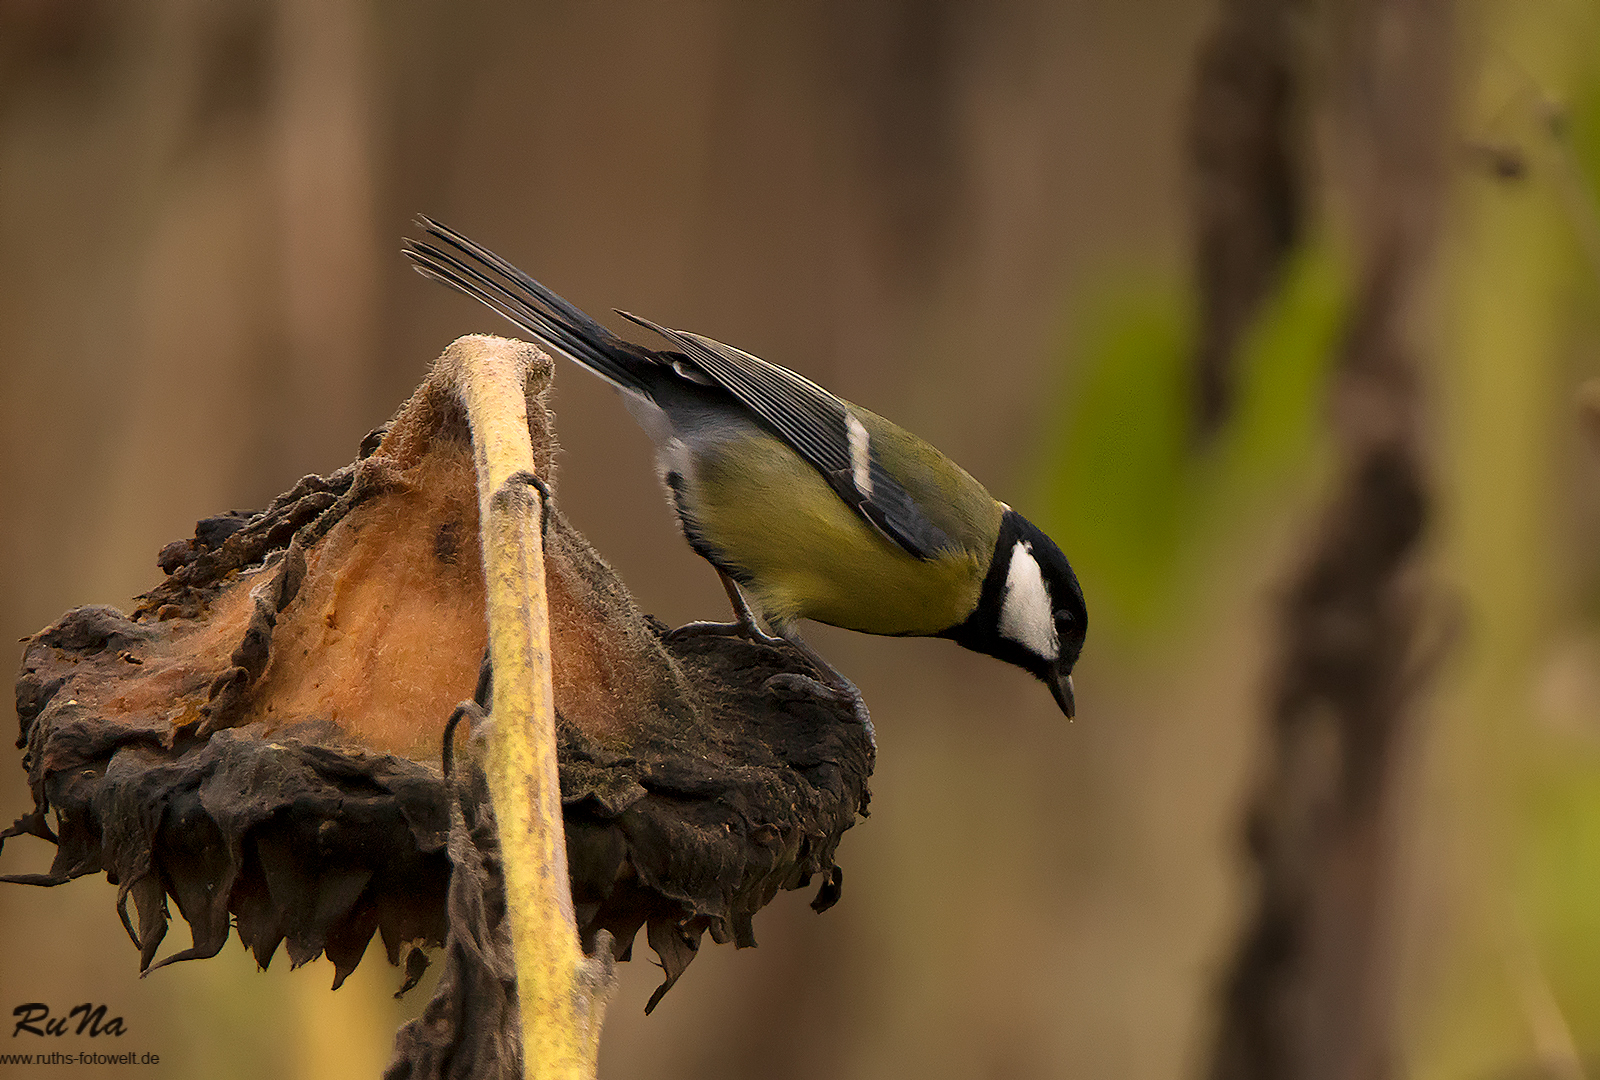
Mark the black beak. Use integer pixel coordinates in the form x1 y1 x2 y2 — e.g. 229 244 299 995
1049 668 1075 719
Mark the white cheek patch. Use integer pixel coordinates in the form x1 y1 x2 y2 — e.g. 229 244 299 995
846 412 872 498
999 541 1059 661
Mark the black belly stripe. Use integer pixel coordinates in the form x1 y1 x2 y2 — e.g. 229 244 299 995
662 469 752 585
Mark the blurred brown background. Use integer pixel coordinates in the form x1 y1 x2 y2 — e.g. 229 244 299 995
5 1 1600 1078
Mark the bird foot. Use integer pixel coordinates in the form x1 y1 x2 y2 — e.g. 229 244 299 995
666 620 786 648
762 673 877 755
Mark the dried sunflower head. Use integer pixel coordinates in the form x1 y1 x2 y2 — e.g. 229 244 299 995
4 336 873 1023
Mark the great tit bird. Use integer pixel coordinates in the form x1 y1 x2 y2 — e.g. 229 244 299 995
404 217 1086 717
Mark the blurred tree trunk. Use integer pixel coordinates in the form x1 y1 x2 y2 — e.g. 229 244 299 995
1204 0 1451 1078
1187 0 1304 438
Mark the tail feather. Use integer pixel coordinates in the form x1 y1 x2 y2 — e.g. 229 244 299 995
403 217 650 396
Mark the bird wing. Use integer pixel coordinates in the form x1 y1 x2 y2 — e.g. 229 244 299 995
615 312 955 560
404 217 957 560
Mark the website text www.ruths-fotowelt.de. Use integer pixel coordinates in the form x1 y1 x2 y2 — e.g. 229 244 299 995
0 1051 161 1066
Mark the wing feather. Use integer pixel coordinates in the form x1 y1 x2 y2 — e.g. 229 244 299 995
405 218 960 561
616 312 954 559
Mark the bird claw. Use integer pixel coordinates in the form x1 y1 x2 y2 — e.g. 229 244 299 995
441 699 490 780
666 620 785 648
762 673 876 754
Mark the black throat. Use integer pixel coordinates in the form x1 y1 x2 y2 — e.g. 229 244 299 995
937 510 1055 681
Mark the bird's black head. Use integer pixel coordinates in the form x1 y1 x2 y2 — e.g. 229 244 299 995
941 509 1087 717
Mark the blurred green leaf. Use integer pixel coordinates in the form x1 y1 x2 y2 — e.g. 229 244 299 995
1033 278 1192 636
1032 240 1348 641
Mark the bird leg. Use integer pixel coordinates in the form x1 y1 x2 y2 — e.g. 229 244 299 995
764 625 876 755
667 574 876 754
666 570 785 646
772 626 852 693
718 571 774 639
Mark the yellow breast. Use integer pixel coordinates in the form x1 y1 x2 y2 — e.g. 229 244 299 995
681 431 988 635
